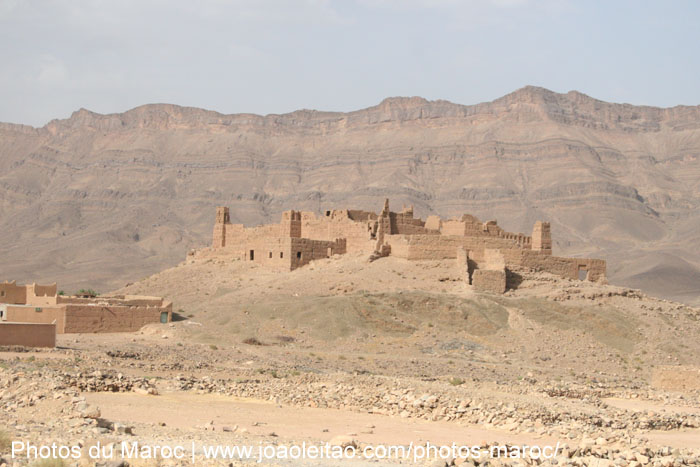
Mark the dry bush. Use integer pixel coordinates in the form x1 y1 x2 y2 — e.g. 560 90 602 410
243 337 264 346
0 429 10 453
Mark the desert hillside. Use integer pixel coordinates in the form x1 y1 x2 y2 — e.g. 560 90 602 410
1 86 699 304
3 249 700 465
6 254 698 465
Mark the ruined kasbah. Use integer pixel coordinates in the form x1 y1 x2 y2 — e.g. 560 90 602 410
193 199 606 294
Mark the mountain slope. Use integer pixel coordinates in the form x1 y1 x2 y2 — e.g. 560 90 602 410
1 86 699 303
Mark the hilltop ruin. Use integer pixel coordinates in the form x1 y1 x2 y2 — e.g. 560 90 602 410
199 199 606 293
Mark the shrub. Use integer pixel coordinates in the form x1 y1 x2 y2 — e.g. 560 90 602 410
76 288 98 297
243 337 263 346
448 377 464 386
31 460 67 467
0 429 11 453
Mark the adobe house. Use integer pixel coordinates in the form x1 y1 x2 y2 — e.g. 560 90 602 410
199 199 606 293
0 281 172 334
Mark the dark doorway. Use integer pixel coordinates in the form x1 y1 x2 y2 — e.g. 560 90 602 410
249 250 255 261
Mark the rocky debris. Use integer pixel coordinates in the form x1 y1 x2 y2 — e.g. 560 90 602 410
76 401 101 419
61 369 158 393
164 372 700 436
329 435 357 449
105 350 141 359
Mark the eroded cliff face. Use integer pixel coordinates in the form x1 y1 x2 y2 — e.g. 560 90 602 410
1 86 699 303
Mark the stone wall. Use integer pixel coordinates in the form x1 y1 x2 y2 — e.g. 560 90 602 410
0 322 55 347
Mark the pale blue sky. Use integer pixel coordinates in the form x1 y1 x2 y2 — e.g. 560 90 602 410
1 0 698 126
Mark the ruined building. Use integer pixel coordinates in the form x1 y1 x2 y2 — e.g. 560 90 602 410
0 281 172 346
202 199 606 293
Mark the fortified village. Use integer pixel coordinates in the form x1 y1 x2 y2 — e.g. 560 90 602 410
198 199 606 293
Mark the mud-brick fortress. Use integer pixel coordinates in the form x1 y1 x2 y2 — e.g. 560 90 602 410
204 199 606 294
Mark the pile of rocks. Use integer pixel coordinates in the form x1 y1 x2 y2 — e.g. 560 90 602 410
61 369 158 394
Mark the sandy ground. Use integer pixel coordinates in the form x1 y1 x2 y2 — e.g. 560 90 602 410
86 391 559 447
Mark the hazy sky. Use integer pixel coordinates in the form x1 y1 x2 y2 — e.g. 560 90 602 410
1 0 698 126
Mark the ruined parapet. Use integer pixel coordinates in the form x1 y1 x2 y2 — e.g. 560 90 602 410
280 210 302 238
532 221 552 255
455 247 470 282
369 243 391 262
369 202 392 262
332 238 347 256
471 249 507 294
212 206 230 248
375 199 390 248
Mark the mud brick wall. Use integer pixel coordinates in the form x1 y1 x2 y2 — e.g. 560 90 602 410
472 269 506 294
505 250 607 281
388 211 431 235
425 215 441 231
57 296 164 307
386 235 464 260
280 210 302 238
387 235 531 261
63 302 171 333
290 238 345 270
0 282 27 304
439 220 467 236
243 237 293 269
0 322 55 348
5 305 66 333
455 247 469 281
532 221 552 254
26 283 58 306
302 216 375 253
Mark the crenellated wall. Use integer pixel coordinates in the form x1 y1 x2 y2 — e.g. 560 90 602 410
206 200 606 283
1 281 58 306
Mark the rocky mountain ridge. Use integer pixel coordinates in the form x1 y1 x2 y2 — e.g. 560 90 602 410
1 86 698 303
